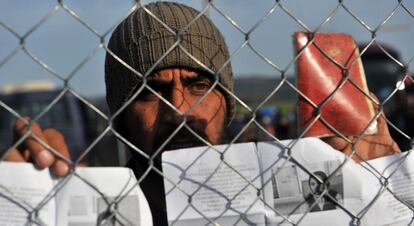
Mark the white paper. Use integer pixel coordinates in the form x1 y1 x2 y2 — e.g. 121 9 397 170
0 163 152 226
0 162 55 226
357 152 414 226
55 167 152 226
258 138 355 226
162 138 414 226
259 138 414 226
162 143 265 226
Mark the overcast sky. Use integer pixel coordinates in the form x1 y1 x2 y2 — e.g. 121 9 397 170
1 0 414 97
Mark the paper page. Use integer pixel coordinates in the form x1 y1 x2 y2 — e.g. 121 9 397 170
258 138 356 226
360 152 414 226
0 162 55 226
55 167 152 226
162 143 265 226
258 138 414 226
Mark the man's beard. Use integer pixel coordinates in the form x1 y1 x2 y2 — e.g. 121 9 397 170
155 126 209 152
154 124 226 157
130 125 224 170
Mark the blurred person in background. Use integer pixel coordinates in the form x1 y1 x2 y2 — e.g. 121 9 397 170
389 78 414 151
274 112 295 140
256 106 277 141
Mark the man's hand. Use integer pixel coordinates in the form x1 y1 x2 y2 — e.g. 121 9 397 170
3 117 71 177
322 104 400 163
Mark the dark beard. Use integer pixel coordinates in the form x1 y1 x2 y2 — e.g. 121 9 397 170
155 126 209 152
130 125 224 170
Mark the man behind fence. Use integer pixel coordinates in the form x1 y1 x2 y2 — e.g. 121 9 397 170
4 1 400 225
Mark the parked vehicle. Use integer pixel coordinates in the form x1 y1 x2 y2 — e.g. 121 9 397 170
0 82 88 160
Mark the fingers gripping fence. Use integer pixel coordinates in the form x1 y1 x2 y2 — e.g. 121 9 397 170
0 0 414 225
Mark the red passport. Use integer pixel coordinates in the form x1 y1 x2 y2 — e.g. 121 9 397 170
295 32 377 138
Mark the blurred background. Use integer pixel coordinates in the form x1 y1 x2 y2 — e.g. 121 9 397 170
1 0 414 166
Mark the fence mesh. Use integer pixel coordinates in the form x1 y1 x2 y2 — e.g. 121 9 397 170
1 0 414 225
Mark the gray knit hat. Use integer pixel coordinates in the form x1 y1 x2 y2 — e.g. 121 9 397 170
105 1 234 120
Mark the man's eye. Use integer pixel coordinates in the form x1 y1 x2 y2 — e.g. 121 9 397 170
189 82 211 95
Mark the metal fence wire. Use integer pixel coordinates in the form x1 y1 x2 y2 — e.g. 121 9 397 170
1 0 414 225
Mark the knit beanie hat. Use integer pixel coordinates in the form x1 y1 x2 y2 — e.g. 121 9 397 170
105 1 234 120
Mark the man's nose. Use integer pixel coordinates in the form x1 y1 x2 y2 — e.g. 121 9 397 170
163 87 195 125
170 87 188 112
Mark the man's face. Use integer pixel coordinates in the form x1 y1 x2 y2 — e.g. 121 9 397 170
122 68 227 158
309 178 320 195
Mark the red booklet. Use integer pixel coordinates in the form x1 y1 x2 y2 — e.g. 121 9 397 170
295 32 377 138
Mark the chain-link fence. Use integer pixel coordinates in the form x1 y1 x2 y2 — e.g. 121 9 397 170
1 0 414 225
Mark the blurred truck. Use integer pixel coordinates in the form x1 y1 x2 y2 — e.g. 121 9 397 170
0 81 122 165
359 42 405 105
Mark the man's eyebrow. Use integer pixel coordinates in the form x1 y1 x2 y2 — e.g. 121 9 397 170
181 73 215 84
144 72 216 87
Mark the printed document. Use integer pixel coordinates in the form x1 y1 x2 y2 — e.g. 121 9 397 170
162 138 414 226
0 163 152 226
